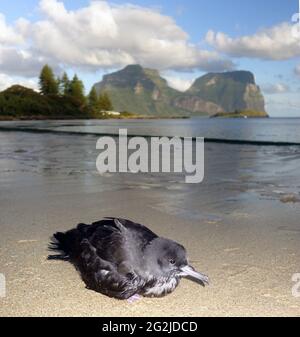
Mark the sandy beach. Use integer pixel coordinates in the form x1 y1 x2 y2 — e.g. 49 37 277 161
0 128 300 317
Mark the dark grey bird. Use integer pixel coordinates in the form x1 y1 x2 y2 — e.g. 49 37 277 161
48 218 209 300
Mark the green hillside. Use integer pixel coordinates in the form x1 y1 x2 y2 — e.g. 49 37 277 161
185 71 266 113
94 65 267 117
94 65 190 117
0 85 88 120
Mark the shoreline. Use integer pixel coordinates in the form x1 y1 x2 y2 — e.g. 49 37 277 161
0 124 300 146
0 115 190 121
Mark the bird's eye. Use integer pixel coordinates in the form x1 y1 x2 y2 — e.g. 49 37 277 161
169 259 176 265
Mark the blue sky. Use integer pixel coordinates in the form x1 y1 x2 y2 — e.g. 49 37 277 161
0 0 299 116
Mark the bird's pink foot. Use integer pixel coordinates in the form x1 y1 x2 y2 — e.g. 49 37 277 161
127 294 141 304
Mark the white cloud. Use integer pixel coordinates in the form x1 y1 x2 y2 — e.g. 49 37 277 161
0 73 38 91
0 0 235 80
0 47 51 77
262 83 290 94
0 9 60 78
163 75 194 91
206 22 300 60
0 13 24 45
20 0 233 72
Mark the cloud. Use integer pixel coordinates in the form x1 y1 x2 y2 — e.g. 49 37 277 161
262 83 290 94
206 22 300 60
295 64 300 77
0 0 235 79
0 10 61 78
0 13 24 45
20 0 233 72
0 47 54 77
163 75 194 91
266 95 300 113
0 73 38 91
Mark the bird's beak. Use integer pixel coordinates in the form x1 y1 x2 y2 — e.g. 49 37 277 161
180 265 209 286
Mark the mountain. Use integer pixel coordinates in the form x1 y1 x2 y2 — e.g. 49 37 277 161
93 65 267 117
175 71 266 115
94 64 189 117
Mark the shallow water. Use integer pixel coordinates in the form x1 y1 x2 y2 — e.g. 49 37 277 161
0 128 299 211
1 117 300 144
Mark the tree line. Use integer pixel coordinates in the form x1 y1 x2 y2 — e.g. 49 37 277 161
39 65 113 115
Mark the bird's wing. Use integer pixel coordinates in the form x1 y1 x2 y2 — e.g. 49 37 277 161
104 217 158 247
79 238 142 299
86 218 158 265
74 218 158 298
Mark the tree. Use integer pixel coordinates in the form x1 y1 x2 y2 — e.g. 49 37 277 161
61 72 71 96
56 76 62 95
39 65 59 95
69 74 86 105
98 92 113 111
88 87 99 111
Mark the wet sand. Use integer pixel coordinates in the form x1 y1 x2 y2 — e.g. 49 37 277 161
0 130 300 316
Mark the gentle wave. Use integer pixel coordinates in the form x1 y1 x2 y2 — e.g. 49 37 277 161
1 126 300 146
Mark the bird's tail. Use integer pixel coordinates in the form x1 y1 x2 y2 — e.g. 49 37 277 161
48 224 88 261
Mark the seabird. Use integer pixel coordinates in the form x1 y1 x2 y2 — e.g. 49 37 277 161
48 218 209 299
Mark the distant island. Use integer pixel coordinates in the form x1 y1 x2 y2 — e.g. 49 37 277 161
212 110 268 118
0 64 268 120
94 64 268 118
